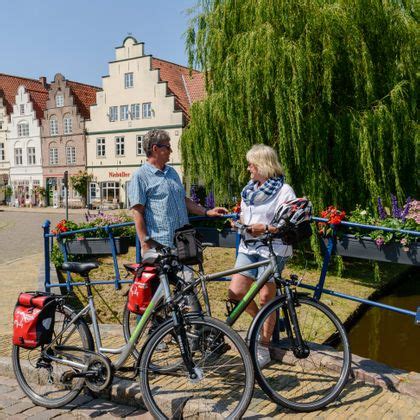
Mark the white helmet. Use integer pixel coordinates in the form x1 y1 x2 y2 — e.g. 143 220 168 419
271 198 313 227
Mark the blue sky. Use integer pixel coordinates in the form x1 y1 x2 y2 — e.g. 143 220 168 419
0 0 197 87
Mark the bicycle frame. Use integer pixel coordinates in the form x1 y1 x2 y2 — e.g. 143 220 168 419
45 273 171 371
200 253 281 326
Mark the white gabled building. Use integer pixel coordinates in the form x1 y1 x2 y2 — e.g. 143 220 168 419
85 36 205 208
0 96 10 202
7 83 49 206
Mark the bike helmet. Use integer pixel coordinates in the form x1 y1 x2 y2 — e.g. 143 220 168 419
271 198 313 227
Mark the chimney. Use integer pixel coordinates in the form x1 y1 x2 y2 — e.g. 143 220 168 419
39 76 47 87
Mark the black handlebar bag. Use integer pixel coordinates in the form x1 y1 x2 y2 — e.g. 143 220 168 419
174 224 203 265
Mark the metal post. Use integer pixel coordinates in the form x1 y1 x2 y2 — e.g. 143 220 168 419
314 233 336 301
105 226 121 290
64 171 69 221
43 220 51 291
135 234 141 264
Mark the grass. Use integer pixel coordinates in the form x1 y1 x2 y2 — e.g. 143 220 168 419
65 246 408 335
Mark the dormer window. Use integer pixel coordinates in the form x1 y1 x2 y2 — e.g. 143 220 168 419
56 94 64 107
124 72 133 88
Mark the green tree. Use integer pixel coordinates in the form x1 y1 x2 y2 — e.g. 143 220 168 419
70 171 93 206
182 0 418 212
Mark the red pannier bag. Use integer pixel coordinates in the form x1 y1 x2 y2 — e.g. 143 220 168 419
13 292 57 349
125 264 159 315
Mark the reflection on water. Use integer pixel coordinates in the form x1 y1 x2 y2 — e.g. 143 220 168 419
348 271 420 372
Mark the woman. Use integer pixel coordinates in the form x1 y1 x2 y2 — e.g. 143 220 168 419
229 144 296 367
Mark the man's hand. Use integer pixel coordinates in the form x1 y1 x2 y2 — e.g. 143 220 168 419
206 207 228 217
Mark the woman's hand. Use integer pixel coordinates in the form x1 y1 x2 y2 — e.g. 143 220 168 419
246 223 266 237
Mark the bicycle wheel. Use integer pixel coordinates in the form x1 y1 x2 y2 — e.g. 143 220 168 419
12 304 94 408
139 316 254 419
123 289 203 359
249 295 351 412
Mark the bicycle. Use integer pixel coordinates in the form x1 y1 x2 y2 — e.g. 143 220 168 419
178 221 351 412
12 250 255 419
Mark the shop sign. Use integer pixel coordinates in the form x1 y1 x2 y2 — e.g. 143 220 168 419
109 171 130 178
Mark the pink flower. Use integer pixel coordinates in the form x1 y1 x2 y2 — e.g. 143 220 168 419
375 238 385 247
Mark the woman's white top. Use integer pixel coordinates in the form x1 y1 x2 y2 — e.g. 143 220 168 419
238 183 296 258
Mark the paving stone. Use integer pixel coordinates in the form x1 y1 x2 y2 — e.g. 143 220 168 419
21 405 48 416
3 399 34 415
0 385 14 394
28 408 70 420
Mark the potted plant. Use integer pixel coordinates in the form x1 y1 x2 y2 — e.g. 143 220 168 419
318 198 419 265
52 212 135 257
189 191 239 248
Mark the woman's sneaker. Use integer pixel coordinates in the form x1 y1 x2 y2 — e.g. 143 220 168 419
257 345 271 368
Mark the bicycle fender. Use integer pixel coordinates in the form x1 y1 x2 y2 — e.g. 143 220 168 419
63 305 95 352
133 312 206 374
245 292 309 343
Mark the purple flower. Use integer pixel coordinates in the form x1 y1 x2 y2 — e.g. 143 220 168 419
375 237 385 248
377 197 387 220
190 186 200 204
391 194 401 219
401 197 411 222
205 191 215 209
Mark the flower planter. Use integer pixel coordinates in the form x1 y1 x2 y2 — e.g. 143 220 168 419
196 227 238 248
64 237 130 256
322 234 419 265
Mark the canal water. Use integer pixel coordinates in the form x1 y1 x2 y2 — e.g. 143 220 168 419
348 270 420 372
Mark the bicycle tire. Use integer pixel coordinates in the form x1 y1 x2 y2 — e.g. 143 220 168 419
12 304 94 409
139 315 255 419
249 295 351 412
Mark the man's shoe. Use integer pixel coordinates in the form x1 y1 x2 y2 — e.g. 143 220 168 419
257 345 271 368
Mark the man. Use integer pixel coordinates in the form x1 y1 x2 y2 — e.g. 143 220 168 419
129 129 227 251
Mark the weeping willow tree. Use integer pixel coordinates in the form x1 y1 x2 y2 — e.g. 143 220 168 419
181 0 418 211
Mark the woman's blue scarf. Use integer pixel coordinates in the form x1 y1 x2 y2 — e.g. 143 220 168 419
241 176 284 206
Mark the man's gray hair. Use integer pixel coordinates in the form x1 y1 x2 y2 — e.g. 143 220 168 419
143 129 171 157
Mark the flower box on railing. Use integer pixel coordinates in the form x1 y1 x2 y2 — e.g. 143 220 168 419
196 227 238 248
322 234 419 265
64 236 130 256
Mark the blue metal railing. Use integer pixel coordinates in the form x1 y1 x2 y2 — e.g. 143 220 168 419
43 214 419 320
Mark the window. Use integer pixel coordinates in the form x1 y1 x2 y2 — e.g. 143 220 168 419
136 135 144 155
131 103 140 120
15 148 23 165
50 116 58 136
109 106 118 122
115 137 125 156
89 182 99 200
66 145 76 164
142 102 152 119
27 147 36 165
56 94 64 107
124 72 134 88
120 105 129 121
63 115 72 134
20 104 25 115
49 147 58 165
18 122 29 137
96 138 106 157
101 181 120 202
0 143 4 160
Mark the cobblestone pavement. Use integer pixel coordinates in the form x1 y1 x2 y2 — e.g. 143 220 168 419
0 371 419 419
0 375 152 419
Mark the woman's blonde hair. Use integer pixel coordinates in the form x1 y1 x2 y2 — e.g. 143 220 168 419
246 144 283 179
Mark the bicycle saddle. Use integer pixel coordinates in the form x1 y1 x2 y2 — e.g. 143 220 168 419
61 262 99 275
